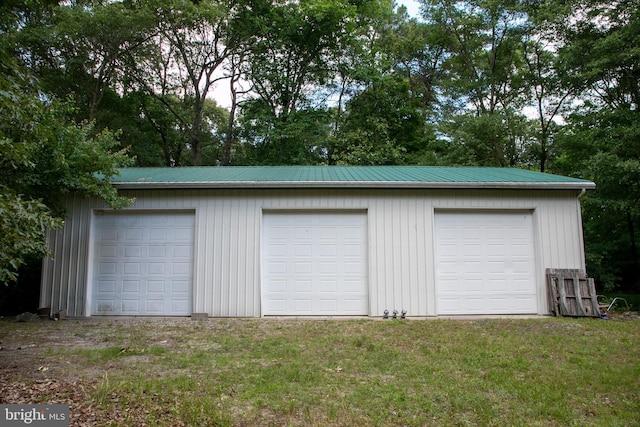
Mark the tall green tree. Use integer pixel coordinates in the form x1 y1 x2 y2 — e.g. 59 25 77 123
552 0 640 291
332 75 425 165
421 0 532 166
0 2 132 283
20 0 155 122
517 0 578 172
330 5 442 165
123 0 236 165
237 0 359 164
520 38 574 172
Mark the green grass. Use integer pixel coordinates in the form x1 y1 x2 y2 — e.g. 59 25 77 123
4 317 640 426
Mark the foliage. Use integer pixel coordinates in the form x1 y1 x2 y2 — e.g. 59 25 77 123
236 0 359 164
122 0 234 165
0 195 59 283
556 108 640 290
550 0 640 291
0 10 132 283
439 110 531 167
332 76 426 164
236 100 332 165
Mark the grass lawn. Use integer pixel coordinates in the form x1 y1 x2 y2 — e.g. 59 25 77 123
1 317 639 426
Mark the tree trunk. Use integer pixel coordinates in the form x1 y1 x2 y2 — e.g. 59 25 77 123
223 73 238 166
627 206 639 291
192 100 203 166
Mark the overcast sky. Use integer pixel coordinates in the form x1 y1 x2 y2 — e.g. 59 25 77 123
400 0 421 18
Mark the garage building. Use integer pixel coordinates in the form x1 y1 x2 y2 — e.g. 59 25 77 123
40 166 595 317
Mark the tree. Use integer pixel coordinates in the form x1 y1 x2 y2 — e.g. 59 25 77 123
0 4 132 283
423 0 529 114
520 38 574 172
420 0 533 165
330 5 442 165
552 0 640 291
237 0 358 164
439 110 529 166
19 0 155 122
333 75 424 165
125 0 236 165
516 0 579 172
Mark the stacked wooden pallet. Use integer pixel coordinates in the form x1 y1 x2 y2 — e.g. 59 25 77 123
546 268 601 317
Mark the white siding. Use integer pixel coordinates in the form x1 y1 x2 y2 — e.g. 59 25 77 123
41 189 587 317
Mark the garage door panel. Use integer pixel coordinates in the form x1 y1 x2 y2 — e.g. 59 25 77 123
267 299 286 312
293 298 312 311
439 297 461 312
488 261 507 273
100 262 116 275
344 299 367 312
101 245 118 257
294 244 313 256
344 243 364 257
319 244 337 257
319 228 337 239
172 280 190 293
124 263 140 274
295 280 313 292
122 280 139 293
96 299 115 312
268 244 287 257
319 280 337 292
461 263 482 275
125 228 142 241
435 212 537 315
92 211 194 316
320 300 337 311
294 227 311 239
174 228 193 241
463 244 482 256
514 296 536 310
294 262 312 274
126 245 142 257
147 280 163 292
319 262 337 274
171 299 190 312
146 299 164 313
439 260 458 273
262 212 368 316
122 300 140 313
488 297 508 311
343 279 365 293
98 280 116 293
487 244 505 256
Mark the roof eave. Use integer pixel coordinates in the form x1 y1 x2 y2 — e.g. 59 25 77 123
112 181 596 190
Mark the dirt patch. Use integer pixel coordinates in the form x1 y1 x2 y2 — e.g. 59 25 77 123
0 317 190 426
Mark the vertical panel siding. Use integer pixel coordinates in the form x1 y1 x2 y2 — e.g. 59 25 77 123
41 188 587 317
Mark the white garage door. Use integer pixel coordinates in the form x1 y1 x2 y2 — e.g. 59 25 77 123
91 211 195 316
434 211 537 315
262 212 368 316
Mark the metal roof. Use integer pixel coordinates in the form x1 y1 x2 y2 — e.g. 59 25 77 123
110 166 595 190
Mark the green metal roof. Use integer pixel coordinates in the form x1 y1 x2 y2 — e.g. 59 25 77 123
110 166 595 190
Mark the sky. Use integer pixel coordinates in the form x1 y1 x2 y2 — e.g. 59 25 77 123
400 0 422 18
